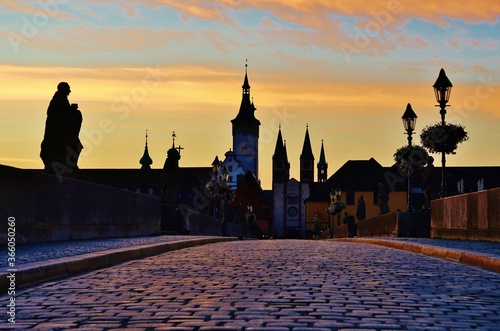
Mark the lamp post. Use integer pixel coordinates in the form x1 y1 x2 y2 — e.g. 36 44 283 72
219 166 229 236
402 103 417 212
433 68 453 198
211 156 221 218
334 187 341 226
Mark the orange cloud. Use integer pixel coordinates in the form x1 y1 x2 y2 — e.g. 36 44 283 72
110 0 500 26
0 1 78 20
2 25 204 56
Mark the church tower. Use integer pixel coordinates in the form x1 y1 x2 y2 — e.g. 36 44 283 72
317 140 328 182
272 125 290 184
300 126 314 183
139 130 153 170
231 62 260 179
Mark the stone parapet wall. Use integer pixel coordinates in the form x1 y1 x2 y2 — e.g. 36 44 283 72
333 211 430 238
0 165 161 244
356 212 398 238
431 188 500 241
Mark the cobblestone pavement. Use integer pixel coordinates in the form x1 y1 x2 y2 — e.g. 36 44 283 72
0 235 213 268
2 236 498 270
2 240 499 330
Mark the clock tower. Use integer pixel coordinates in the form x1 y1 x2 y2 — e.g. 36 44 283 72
231 62 260 179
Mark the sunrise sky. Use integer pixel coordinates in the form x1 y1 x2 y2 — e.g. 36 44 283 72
0 1 499 189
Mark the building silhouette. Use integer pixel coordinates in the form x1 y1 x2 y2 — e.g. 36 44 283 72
216 63 261 189
273 126 328 238
15 63 500 239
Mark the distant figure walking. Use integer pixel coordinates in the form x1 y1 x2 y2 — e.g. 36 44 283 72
40 82 83 172
421 156 438 209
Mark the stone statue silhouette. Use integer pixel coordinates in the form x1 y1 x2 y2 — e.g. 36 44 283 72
356 195 366 221
40 82 83 173
67 103 83 169
162 147 181 202
377 182 390 215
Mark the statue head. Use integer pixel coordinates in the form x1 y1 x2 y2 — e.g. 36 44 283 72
57 82 71 95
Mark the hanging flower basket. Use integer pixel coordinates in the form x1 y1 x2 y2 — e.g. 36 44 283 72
420 123 469 155
205 179 236 203
393 145 429 172
326 201 346 216
217 184 236 203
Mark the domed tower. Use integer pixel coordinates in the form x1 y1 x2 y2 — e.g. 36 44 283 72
139 130 153 170
231 61 260 179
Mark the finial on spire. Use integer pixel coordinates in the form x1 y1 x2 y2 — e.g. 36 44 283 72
306 123 309 129
140 129 153 169
172 131 176 148
279 124 281 130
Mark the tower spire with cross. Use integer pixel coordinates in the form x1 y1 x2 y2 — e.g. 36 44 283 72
171 131 184 155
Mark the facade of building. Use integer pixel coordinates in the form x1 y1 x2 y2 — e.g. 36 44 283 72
303 159 500 238
218 64 261 187
273 126 323 238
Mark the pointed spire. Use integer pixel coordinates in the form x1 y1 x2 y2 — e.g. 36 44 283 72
140 129 153 170
300 126 314 160
272 126 290 184
317 139 328 182
242 59 250 91
300 126 314 183
231 60 260 125
273 125 286 159
319 140 327 165
283 139 289 163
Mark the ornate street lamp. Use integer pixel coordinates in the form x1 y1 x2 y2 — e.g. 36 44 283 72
402 103 417 211
211 156 221 179
402 103 417 146
219 166 229 235
433 68 453 197
210 156 221 218
220 166 229 182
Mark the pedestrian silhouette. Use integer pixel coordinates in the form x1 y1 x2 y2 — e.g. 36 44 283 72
421 156 438 209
